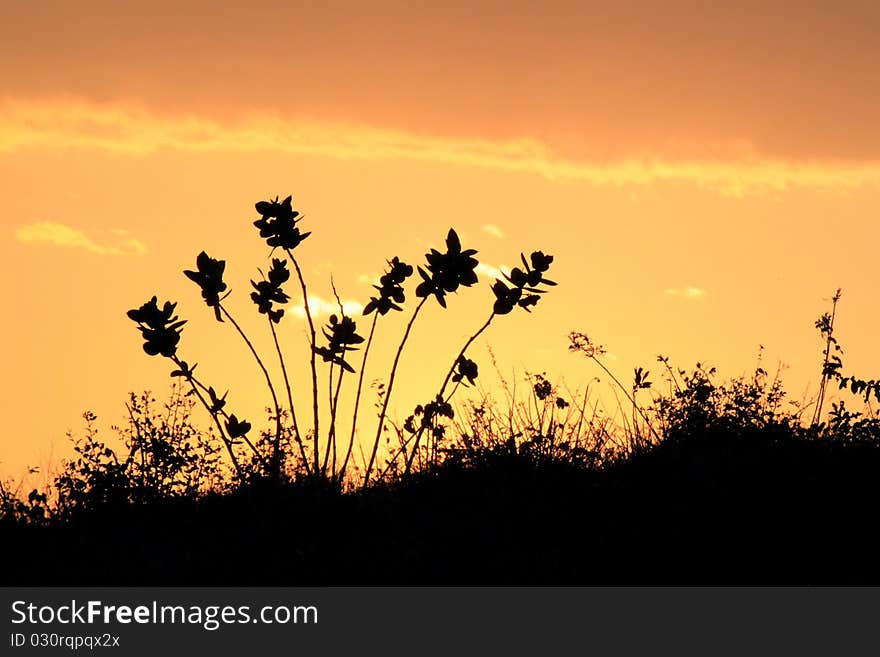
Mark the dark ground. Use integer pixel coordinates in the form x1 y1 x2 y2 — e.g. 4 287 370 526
4 428 879 585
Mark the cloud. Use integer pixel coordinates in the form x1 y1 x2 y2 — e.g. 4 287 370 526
481 224 504 239
289 295 363 320
664 286 707 300
475 263 509 282
3 99 880 195
15 221 147 256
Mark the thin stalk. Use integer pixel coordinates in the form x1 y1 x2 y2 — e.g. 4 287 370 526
322 360 335 475
184 368 269 470
286 249 321 474
631 389 641 446
269 317 311 475
813 289 842 426
378 437 410 482
171 355 244 481
431 380 460 469
325 280 352 480
340 312 378 480
588 355 662 445
573 383 591 447
658 356 683 394
363 296 429 488
405 312 495 474
219 304 282 478
322 349 347 476
324 354 346 477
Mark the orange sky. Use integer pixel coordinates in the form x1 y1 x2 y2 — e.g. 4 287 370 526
2 1 879 478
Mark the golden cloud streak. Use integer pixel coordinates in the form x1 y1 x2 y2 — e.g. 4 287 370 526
15 221 147 256
664 286 707 300
481 224 505 239
3 99 880 194
290 296 364 320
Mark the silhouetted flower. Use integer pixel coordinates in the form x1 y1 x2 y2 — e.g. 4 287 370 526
225 414 251 439
127 296 187 357
313 314 365 373
183 251 228 322
364 256 414 316
491 280 523 315
253 195 311 251
250 258 291 323
451 356 479 386
493 250 556 314
415 229 479 308
530 251 554 274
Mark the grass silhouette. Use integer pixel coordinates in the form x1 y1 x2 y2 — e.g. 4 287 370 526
2 196 879 585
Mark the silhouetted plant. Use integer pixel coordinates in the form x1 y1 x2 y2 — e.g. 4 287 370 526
568 332 662 449
118 386 223 498
46 389 223 521
339 257 413 481
253 195 311 250
398 248 557 475
254 196 321 474
363 229 478 485
250 258 291 323
0 479 49 527
810 288 880 423
316 311 366 473
364 233 557 483
126 196 556 489
128 296 187 358
812 288 843 426
184 251 229 322
128 296 261 480
447 371 611 470
651 361 797 445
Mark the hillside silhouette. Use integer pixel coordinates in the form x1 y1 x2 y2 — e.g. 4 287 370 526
2 196 879 585
4 411 880 584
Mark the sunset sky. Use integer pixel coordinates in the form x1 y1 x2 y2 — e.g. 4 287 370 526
2 1 879 478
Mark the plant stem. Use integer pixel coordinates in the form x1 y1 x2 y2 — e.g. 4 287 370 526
322 360 335 475
340 312 378 480
405 312 495 474
269 317 310 476
286 249 321 474
588 355 662 445
171 356 244 481
323 352 346 477
813 288 842 426
363 296 429 488
219 304 282 478
184 368 268 470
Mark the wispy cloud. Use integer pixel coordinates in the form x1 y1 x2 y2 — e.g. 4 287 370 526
4 99 880 195
481 224 504 239
475 262 509 282
289 295 363 320
15 221 147 256
664 286 707 300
